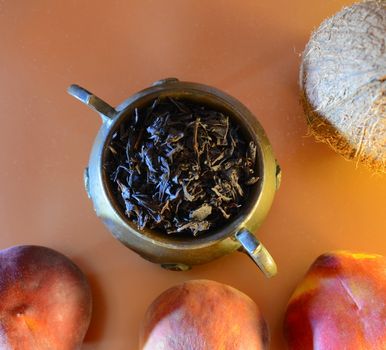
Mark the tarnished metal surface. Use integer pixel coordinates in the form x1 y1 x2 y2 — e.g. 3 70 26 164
68 78 280 275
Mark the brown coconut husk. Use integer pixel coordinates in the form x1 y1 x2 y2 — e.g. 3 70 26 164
300 0 386 173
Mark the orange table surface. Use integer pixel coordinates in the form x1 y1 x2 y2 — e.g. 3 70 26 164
0 1 385 349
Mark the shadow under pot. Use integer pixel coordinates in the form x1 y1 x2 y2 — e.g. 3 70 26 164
68 78 281 277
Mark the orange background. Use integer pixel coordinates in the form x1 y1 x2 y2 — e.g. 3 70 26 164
0 1 384 349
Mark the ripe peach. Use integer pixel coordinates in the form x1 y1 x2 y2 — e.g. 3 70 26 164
140 279 269 350
0 245 92 350
284 251 386 350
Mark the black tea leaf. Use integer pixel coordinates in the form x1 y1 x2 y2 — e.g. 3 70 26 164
105 97 259 237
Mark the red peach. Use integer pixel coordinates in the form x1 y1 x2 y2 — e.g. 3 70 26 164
0 245 92 350
140 279 269 350
284 251 386 350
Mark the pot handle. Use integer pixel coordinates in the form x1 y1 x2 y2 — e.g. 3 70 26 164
235 229 277 278
67 84 117 122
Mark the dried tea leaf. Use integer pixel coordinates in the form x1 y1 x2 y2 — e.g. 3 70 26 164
175 220 211 236
105 97 260 236
190 204 212 221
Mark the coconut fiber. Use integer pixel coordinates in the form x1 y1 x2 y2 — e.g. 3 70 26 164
300 0 385 172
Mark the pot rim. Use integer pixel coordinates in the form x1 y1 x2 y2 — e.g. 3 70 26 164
98 80 272 248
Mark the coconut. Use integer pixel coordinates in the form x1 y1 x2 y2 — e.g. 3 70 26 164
300 0 385 172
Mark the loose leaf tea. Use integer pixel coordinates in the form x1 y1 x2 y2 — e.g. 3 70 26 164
105 97 259 236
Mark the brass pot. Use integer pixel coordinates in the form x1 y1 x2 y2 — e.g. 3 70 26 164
68 78 281 277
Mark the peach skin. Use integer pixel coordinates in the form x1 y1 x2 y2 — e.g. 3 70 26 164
284 251 386 350
140 279 269 350
0 245 92 350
